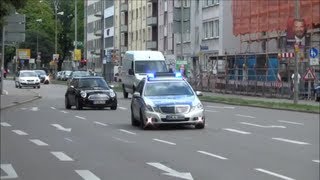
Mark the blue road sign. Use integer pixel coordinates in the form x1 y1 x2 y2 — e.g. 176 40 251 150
309 48 318 58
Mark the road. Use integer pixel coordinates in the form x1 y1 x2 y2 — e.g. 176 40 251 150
1 81 319 180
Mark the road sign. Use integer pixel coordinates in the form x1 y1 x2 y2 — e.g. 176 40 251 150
303 68 316 81
309 48 318 58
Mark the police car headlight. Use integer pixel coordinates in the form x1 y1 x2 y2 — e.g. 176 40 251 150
45 75 49 81
146 104 154 112
80 91 87 98
191 102 203 111
109 91 116 98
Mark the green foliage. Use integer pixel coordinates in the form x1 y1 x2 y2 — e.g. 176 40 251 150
0 0 28 27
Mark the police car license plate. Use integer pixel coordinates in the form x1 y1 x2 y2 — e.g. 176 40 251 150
166 115 184 120
93 100 105 104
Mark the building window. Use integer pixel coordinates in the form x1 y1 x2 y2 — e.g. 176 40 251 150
183 0 190 7
203 0 219 7
105 16 113 29
203 19 219 39
136 9 138 19
164 36 168 51
164 12 168 25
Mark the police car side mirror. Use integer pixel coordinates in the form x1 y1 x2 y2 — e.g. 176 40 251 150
133 92 140 98
109 85 114 88
196 91 203 96
70 85 74 89
128 69 134 75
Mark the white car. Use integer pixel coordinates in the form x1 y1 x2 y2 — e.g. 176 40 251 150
15 70 41 89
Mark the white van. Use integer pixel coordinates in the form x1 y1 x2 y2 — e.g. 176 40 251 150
121 51 168 98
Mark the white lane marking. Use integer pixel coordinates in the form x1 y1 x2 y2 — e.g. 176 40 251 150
207 105 235 109
75 170 101 180
51 151 74 161
75 116 86 120
60 110 68 114
65 138 73 142
94 121 108 126
51 124 71 132
12 130 28 136
3 90 8 95
50 107 56 110
153 138 176 145
272 138 310 145
0 164 18 179
240 122 286 128
197 150 228 160
205 110 219 113
278 120 304 125
119 129 136 135
235 114 256 118
312 160 320 163
119 107 127 110
30 107 39 111
223 128 251 135
112 136 135 144
1 122 11 127
20 107 27 110
255 168 296 180
147 162 194 180
29 139 49 146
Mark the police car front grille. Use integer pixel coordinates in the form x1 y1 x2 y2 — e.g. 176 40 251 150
160 105 190 114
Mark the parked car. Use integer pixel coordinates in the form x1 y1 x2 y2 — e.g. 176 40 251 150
15 70 41 89
34 70 50 84
62 70 72 81
56 71 63 80
314 84 320 101
65 76 117 110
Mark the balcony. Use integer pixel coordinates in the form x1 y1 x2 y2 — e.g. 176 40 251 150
94 11 102 18
94 29 102 36
146 17 157 26
121 4 128 12
148 0 157 2
146 41 157 49
120 25 128 32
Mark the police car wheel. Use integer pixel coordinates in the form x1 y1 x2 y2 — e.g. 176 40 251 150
195 121 205 129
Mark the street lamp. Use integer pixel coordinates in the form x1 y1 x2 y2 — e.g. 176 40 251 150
36 18 42 69
54 0 63 54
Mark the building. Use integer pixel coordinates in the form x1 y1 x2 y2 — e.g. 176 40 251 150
115 0 159 65
84 0 115 73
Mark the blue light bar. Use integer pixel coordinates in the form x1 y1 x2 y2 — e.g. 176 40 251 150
175 72 182 78
146 73 155 79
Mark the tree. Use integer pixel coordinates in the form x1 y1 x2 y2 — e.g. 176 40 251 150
0 0 28 28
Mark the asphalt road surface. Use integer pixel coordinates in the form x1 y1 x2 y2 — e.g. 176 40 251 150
1 81 319 180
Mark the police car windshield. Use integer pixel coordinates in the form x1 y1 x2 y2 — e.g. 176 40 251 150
135 61 167 74
144 81 194 96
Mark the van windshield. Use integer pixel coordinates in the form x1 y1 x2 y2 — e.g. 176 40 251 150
135 61 168 74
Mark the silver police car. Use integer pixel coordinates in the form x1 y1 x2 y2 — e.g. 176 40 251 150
130 72 205 130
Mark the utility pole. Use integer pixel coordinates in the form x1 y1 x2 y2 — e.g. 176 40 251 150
54 1 58 54
100 0 105 80
180 1 184 61
75 0 77 51
1 26 5 95
293 0 300 104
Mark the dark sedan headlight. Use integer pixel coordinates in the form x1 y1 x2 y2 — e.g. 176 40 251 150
80 91 87 98
109 91 116 98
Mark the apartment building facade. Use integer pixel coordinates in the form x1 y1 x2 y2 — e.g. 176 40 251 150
115 0 159 64
84 0 115 73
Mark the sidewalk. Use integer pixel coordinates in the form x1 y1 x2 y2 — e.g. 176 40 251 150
0 80 41 109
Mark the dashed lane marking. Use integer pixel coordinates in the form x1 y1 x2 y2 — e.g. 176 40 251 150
119 129 136 135
0 122 11 127
197 151 228 160
205 110 219 113
312 160 320 163
278 120 304 125
272 138 310 145
51 151 74 161
75 116 86 120
0 164 18 179
235 114 256 119
223 128 251 135
94 121 108 126
12 130 28 136
29 139 49 146
50 107 56 110
60 110 68 113
153 138 176 145
75 170 101 180
119 107 127 110
255 168 296 180
112 136 135 144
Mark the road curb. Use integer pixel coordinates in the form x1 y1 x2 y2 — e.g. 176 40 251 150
0 94 42 110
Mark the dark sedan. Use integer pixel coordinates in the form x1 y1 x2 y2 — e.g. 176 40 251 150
65 76 117 110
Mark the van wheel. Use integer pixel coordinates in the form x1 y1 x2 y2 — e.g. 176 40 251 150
123 85 128 98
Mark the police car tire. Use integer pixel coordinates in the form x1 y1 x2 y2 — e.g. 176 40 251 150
195 121 205 129
139 111 147 130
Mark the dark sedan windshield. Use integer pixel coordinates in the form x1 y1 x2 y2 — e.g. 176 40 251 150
144 81 194 96
72 71 91 77
78 78 109 89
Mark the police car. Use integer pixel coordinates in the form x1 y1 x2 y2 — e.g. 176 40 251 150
130 72 205 130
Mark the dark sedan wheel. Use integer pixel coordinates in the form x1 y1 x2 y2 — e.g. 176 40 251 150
111 105 117 110
75 98 83 110
65 97 71 109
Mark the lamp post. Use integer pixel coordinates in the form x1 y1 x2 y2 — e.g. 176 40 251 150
54 0 64 54
36 19 42 69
